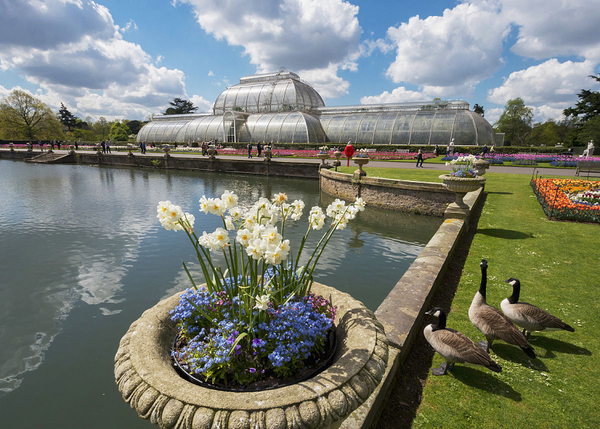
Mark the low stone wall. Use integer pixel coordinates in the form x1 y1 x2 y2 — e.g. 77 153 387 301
319 169 454 216
0 150 320 179
341 188 483 428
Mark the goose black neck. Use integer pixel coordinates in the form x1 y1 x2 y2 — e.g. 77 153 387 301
434 311 447 330
508 280 521 304
479 264 487 300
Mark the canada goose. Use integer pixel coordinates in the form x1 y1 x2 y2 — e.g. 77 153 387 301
501 278 575 337
424 307 502 376
469 260 536 359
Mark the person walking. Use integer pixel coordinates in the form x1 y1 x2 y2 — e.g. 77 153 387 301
257 141 262 157
106 140 111 153
101 140 106 153
416 148 424 168
247 143 253 158
38 140 43 151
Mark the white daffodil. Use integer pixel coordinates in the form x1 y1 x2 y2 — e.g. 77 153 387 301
254 294 270 311
272 193 288 206
236 228 252 246
212 227 230 248
224 216 235 231
221 190 238 209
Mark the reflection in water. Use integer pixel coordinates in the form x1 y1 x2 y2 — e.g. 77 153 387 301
0 160 441 428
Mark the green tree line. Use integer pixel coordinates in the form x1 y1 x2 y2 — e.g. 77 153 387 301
492 75 600 147
0 90 148 142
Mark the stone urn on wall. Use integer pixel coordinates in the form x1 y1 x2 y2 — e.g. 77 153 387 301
114 282 388 429
472 159 490 176
439 174 485 208
352 156 369 178
333 150 342 170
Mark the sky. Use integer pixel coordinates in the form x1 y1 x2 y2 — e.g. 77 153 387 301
1 0 599 126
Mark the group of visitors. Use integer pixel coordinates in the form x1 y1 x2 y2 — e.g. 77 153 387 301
101 140 112 153
247 141 272 158
139 141 147 154
200 140 220 156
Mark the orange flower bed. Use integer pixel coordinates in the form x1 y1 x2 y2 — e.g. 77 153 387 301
531 178 600 223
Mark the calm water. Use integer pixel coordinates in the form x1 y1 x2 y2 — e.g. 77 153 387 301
0 160 441 428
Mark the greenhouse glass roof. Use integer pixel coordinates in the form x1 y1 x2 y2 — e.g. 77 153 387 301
138 70 497 146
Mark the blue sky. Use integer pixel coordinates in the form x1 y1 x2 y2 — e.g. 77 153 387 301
1 0 599 126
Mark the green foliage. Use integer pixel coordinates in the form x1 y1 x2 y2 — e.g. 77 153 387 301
68 129 98 141
108 121 131 141
0 89 64 140
525 119 571 147
576 116 600 144
494 98 533 146
126 120 144 135
93 117 110 140
58 102 78 131
564 75 600 122
164 98 198 115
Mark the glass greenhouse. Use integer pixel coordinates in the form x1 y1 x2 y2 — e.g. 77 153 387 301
137 71 497 146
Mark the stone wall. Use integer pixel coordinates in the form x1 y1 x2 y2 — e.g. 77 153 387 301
319 169 454 216
0 150 320 179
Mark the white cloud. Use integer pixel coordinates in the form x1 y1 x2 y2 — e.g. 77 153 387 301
487 59 598 107
532 105 566 123
190 94 213 112
360 86 432 104
178 0 362 98
484 107 504 126
0 0 189 119
298 64 350 99
384 1 509 97
501 0 600 61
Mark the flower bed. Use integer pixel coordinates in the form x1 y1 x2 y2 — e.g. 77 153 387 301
530 178 600 223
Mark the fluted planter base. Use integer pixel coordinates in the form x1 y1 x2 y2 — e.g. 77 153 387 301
439 174 485 208
114 282 388 429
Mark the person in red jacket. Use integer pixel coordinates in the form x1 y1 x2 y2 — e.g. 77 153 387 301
344 140 355 166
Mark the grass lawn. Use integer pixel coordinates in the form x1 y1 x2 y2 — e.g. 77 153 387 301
342 167 599 428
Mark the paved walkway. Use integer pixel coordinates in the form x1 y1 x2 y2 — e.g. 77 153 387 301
17 148 578 177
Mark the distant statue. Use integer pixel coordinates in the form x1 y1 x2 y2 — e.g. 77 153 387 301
583 140 595 157
448 138 455 156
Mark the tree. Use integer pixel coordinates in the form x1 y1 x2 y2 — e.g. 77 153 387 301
109 121 132 141
126 120 143 135
58 102 78 131
564 75 600 122
525 119 570 146
164 98 198 115
93 116 110 140
473 103 485 117
0 89 63 140
493 98 533 146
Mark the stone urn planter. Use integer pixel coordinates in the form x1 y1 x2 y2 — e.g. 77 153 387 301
163 145 171 157
9 143 15 152
439 174 485 208
263 148 272 160
207 147 217 159
317 152 330 168
333 150 342 170
472 159 490 176
352 157 369 178
114 282 388 429
26 142 33 152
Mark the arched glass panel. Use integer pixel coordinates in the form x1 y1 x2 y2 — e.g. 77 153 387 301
452 111 476 146
225 87 241 111
292 115 307 143
322 115 347 144
430 111 456 145
409 111 435 145
340 114 362 143
390 113 412 145
356 113 379 144
373 113 398 145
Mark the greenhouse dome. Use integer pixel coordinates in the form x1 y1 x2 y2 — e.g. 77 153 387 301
137 70 498 146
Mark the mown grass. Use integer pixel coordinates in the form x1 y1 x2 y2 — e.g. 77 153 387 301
344 167 599 428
